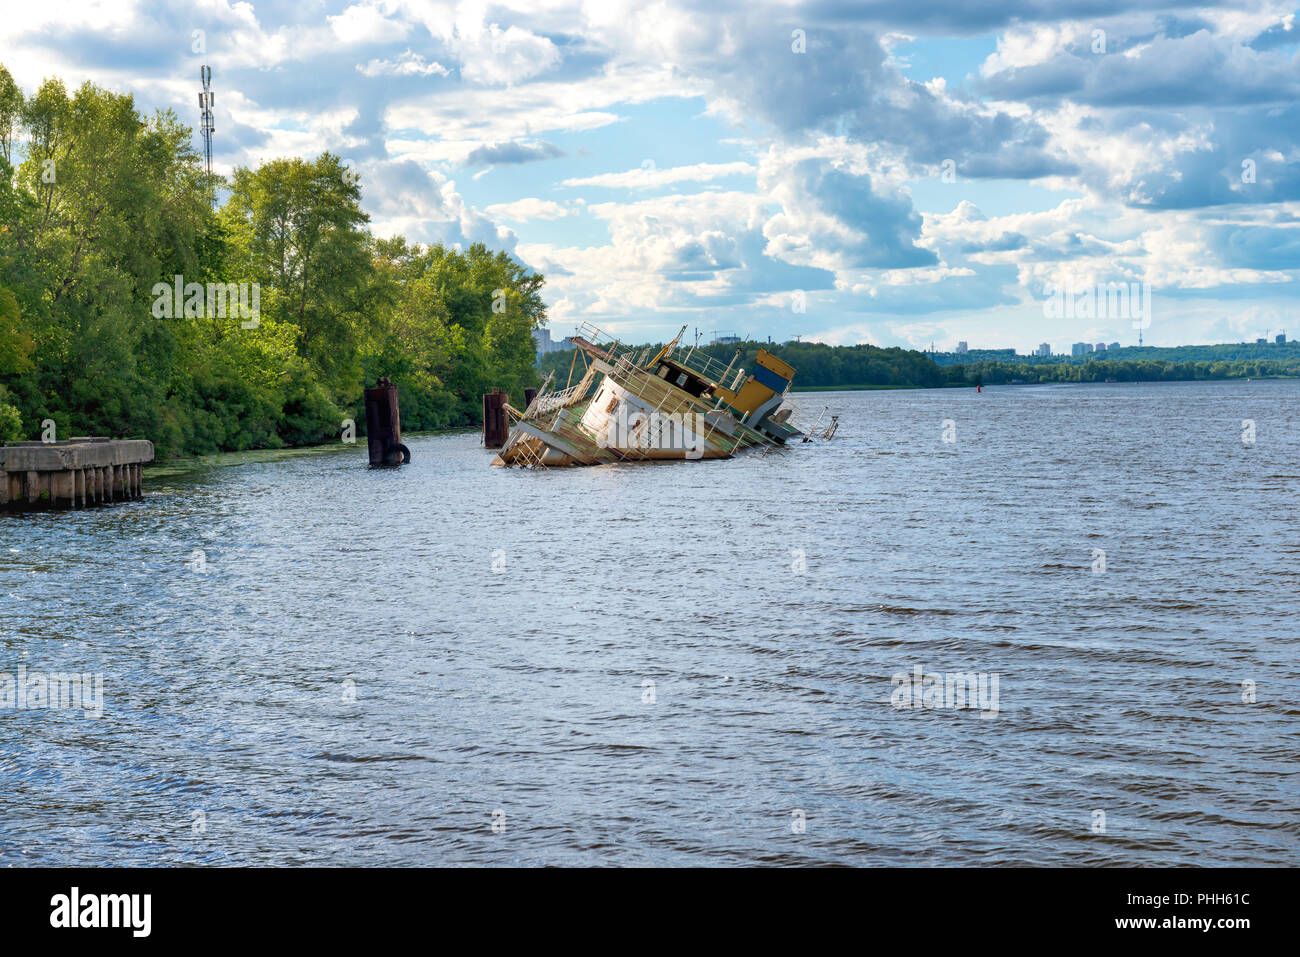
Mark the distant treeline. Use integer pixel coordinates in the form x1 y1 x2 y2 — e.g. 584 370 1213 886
947 357 1300 386
0 65 543 457
539 336 1300 391
538 338 953 389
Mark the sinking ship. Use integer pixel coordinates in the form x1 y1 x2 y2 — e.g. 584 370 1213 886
493 322 803 467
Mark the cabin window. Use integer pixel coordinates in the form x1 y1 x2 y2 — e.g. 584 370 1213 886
658 365 671 379
676 373 688 387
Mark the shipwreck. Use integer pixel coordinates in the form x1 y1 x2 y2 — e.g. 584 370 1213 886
493 322 803 467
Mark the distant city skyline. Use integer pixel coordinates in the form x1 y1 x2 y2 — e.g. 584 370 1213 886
535 324 1292 356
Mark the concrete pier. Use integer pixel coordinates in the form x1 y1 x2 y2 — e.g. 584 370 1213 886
0 438 154 510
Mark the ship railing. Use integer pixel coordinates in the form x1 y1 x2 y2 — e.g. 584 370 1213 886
518 372 554 418
573 321 644 364
529 389 572 415
573 320 748 389
576 321 711 374
530 382 582 416
521 363 600 422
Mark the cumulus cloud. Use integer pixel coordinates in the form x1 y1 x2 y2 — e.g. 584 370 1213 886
980 26 1300 107
1 0 1293 346
329 3 411 45
362 159 518 253
760 148 937 271
485 198 573 220
523 189 834 321
977 14 1300 209
465 141 565 165
445 19 562 86
358 51 449 77
562 161 755 190
1249 14 1298 51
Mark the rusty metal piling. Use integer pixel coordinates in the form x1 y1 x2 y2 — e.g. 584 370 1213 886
483 389 509 449
364 378 410 466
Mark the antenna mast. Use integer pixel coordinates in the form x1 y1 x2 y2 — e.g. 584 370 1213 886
199 65 214 176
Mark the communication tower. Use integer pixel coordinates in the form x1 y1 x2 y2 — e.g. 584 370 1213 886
199 66 214 176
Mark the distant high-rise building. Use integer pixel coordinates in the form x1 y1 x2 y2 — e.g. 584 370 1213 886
955 341 969 354
532 327 552 355
1095 342 1107 351
1108 342 1120 351
531 327 573 355
1071 342 1092 356
1035 342 1051 357
1256 338 1268 344
1276 332 1287 344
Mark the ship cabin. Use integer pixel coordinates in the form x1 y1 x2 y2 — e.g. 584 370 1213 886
651 357 714 399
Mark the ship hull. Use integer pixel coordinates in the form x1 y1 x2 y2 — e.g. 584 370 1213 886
494 323 799 468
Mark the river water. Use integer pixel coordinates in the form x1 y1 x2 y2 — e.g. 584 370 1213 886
1 379 1297 866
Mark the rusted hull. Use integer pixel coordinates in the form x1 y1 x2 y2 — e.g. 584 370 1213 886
492 404 738 467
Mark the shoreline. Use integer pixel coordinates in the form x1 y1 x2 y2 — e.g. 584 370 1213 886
142 376 1298 471
145 425 478 475
793 375 1300 393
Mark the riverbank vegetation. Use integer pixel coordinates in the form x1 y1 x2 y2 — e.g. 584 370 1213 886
0 66 544 456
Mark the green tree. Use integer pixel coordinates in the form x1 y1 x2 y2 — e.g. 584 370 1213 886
223 154 377 399
0 65 548 458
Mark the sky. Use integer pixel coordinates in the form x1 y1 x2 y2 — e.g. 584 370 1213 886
3 0 1298 351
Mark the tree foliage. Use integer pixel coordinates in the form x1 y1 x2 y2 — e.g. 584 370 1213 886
0 65 544 457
